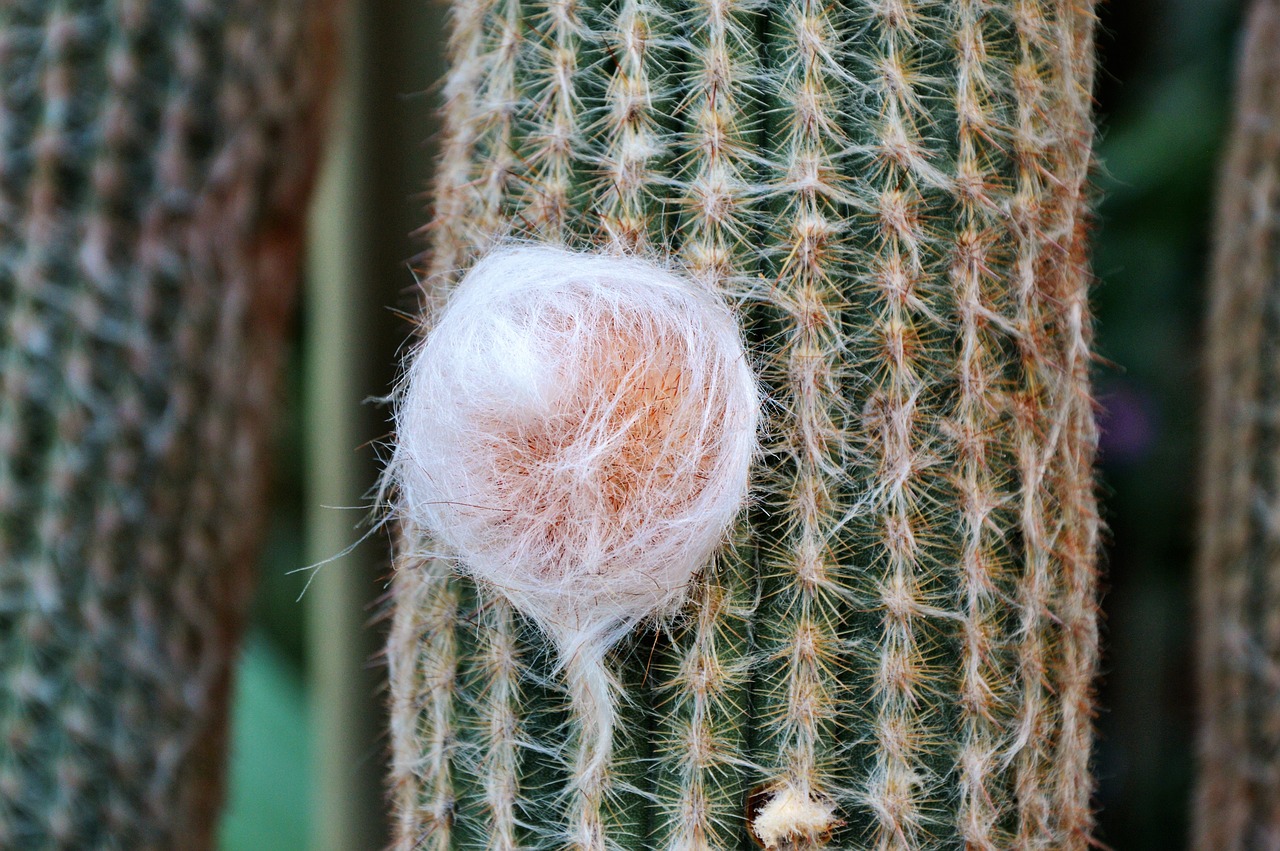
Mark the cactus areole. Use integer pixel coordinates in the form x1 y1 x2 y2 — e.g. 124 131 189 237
387 1 1102 849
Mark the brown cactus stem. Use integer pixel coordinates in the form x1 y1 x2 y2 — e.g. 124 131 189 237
1195 2 1280 848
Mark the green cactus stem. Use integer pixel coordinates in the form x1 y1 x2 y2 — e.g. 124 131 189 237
388 0 1102 848
0 2 333 847
1195 1 1280 847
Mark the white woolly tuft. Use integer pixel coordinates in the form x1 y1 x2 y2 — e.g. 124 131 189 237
391 244 760 650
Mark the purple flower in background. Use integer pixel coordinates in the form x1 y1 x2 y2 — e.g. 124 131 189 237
1097 381 1158 467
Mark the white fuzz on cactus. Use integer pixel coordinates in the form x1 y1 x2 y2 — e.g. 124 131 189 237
390 244 759 847
393 244 759 641
752 785 838 849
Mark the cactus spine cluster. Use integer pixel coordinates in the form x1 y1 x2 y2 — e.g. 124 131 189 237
389 0 1102 848
0 2 332 847
1195 1 1280 847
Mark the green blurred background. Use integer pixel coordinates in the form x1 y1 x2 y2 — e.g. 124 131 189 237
213 1 1251 848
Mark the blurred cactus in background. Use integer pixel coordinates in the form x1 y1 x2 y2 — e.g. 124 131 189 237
0 1 333 847
388 0 1102 848
1195 1 1280 848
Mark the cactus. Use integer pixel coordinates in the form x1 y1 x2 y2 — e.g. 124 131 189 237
0 2 333 847
1194 1 1280 847
389 0 1102 848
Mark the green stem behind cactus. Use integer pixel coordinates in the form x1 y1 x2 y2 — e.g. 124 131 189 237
0 2 333 847
389 1 1101 848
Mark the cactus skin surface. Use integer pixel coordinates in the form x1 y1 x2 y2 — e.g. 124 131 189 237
389 0 1102 848
1195 2 1280 848
0 2 333 848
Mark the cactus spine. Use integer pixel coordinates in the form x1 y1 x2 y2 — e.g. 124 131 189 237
389 0 1101 848
1195 1 1280 847
0 2 332 847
